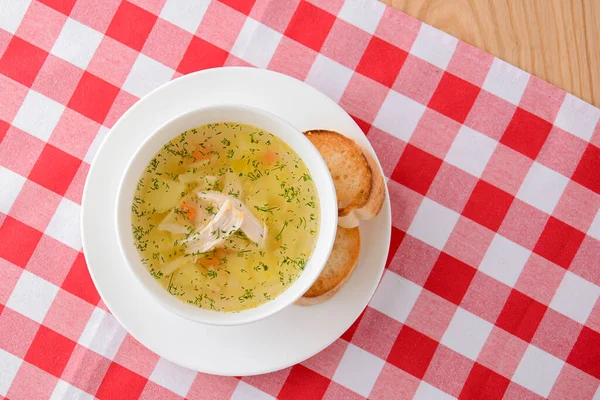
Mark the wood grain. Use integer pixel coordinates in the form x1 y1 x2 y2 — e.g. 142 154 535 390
383 0 600 107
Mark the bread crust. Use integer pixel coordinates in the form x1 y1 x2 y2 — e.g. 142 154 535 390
298 129 386 305
296 227 360 306
304 130 372 216
338 152 386 228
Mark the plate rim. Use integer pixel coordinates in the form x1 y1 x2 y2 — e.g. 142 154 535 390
81 66 392 376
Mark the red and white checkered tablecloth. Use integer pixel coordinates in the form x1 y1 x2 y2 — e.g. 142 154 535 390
1 0 600 398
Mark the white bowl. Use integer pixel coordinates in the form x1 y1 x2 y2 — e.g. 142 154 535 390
115 104 337 326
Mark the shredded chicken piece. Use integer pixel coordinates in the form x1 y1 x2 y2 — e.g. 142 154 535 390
197 191 267 246
182 199 244 254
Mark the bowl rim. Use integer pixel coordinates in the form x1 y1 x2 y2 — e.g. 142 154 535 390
115 103 337 326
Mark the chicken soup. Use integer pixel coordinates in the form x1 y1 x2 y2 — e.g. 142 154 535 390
132 123 320 311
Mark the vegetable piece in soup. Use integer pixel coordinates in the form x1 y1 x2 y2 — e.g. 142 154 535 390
131 123 320 311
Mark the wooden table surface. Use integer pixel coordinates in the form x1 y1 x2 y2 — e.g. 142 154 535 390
384 0 600 108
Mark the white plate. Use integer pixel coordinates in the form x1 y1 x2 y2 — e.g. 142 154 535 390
82 67 391 376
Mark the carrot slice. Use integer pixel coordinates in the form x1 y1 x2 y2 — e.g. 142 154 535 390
264 150 277 165
181 202 196 220
193 144 212 161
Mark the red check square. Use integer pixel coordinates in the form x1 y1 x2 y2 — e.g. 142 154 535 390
278 364 330 400
566 327 600 380
0 120 8 143
424 252 476 305
68 72 120 124
38 0 78 15
177 36 229 75
533 217 586 269
340 309 366 342
462 180 514 232
459 363 510 400
28 144 82 196
220 0 256 15
106 1 157 51
284 1 336 52
496 289 547 342
386 226 406 268
572 144 600 195
61 253 100 305
388 325 439 379
356 37 408 87
0 37 48 87
96 362 148 400
428 72 480 123
0 216 43 268
391 144 443 196
25 325 77 377
500 107 553 160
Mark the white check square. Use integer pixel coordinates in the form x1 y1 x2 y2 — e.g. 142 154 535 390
410 24 458 70
231 18 282 69
369 270 422 323
0 349 22 396
373 90 426 142
338 0 386 34
512 345 564 397
478 234 531 287
305 55 353 103
0 0 32 34
413 381 455 400
516 161 569 215
549 271 600 324
231 381 274 400
45 197 82 250
159 0 210 33
84 125 110 164
51 18 103 69
50 380 93 400
150 358 197 397
333 344 385 397
441 307 493 361
407 197 459 251
0 166 26 214
123 54 175 98
445 125 497 178
554 93 600 142
6 270 59 323
588 209 600 241
482 58 530 105
78 307 127 359
12 90 65 142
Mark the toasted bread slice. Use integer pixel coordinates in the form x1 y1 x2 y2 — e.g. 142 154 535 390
305 130 371 218
305 129 385 228
296 227 360 306
338 152 385 228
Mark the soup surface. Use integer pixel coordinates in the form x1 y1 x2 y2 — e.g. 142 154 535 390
132 122 320 311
